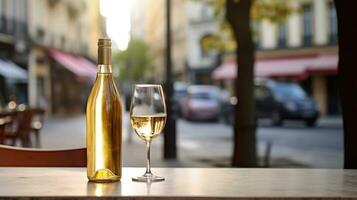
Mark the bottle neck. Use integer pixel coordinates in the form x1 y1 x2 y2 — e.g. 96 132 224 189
97 65 112 74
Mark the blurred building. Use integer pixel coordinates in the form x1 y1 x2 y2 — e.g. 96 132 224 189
186 1 220 84
140 0 188 82
0 0 29 106
213 0 339 116
130 0 147 40
0 0 105 115
26 0 105 115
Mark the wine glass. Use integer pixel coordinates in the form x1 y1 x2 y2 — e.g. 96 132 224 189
130 84 167 182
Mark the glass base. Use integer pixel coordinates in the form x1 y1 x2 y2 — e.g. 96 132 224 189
132 173 165 182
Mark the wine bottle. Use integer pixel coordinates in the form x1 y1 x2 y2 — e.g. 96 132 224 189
86 38 122 182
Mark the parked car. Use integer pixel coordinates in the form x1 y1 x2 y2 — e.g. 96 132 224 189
181 85 221 121
222 79 320 127
255 79 319 126
173 82 188 116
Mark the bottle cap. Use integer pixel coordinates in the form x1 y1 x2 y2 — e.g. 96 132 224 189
98 38 112 47
98 38 111 65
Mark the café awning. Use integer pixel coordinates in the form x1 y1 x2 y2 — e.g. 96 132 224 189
0 59 28 82
48 49 97 80
212 54 338 80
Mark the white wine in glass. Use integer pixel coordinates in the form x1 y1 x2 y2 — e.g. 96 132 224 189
131 114 166 141
130 84 166 182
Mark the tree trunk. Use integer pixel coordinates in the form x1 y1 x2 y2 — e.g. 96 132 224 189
334 0 357 169
226 0 257 167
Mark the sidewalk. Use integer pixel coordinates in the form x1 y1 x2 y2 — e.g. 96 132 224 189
317 116 343 128
39 114 343 168
39 114 204 167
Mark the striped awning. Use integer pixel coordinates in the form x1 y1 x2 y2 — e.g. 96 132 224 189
212 54 338 80
0 59 27 82
48 49 97 80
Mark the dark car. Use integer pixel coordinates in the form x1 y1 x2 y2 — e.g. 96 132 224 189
255 79 319 126
222 79 319 127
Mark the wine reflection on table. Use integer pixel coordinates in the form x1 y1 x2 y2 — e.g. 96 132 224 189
146 181 152 195
86 181 122 197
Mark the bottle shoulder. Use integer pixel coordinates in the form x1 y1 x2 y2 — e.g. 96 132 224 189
87 78 123 104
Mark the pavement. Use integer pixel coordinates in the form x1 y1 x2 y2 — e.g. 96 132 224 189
37 113 343 168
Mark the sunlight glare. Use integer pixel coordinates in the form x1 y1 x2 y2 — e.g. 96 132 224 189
100 0 131 50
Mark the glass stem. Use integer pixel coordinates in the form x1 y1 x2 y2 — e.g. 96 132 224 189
145 140 152 175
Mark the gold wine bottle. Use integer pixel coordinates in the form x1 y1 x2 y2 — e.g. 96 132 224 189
86 38 122 182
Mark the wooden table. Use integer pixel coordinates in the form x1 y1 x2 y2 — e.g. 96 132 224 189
1 168 357 199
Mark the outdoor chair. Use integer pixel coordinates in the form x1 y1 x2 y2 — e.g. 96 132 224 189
0 144 86 167
1 110 21 146
0 121 6 144
0 112 14 144
5 109 33 147
30 108 46 148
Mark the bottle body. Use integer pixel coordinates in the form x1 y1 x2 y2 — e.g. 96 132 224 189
86 38 122 182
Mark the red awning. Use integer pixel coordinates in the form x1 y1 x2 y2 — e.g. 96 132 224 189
307 54 338 74
76 57 98 76
49 49 97 80
212 54 338 80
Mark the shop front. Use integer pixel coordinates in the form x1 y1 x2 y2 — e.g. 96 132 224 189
212 54 339 116
28 47 97 116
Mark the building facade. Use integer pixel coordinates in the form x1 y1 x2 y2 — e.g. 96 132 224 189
138 0 187 83
0 0 29 106
0 0 105 115
186 0 220 84
259 0 338 116
27 0 106 115
213 0 338 116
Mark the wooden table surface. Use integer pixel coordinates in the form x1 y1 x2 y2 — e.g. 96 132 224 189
1 167 357 199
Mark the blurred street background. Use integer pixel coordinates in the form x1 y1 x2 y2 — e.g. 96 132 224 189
0 0 342 168
39 111 343 168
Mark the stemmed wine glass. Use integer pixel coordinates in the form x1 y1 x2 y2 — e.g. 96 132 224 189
130 84 167 182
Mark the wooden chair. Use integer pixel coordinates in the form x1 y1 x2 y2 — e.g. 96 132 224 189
4 109 33 147
5 108 44 147
0 145 86 167
1 110 20 145
0 113 11 144
0 123 5 144
30 108 46 148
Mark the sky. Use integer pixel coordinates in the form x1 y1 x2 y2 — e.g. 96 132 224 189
100 0 131 51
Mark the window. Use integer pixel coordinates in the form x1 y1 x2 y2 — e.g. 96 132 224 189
49 33 54 47
278 22 287 48
0 0 4 32
328 2 338 44
81 44 88 55
255 86 272 100
271 83 307 100
0 0 3 14
252 21 261 49
302 4 313 46
8 0 15 33
36 28 45 42
201 3 212 19
61 36 66 49
200 34 217 58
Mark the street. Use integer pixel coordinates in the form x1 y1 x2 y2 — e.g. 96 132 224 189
178 119 343 168
39 113 343 168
